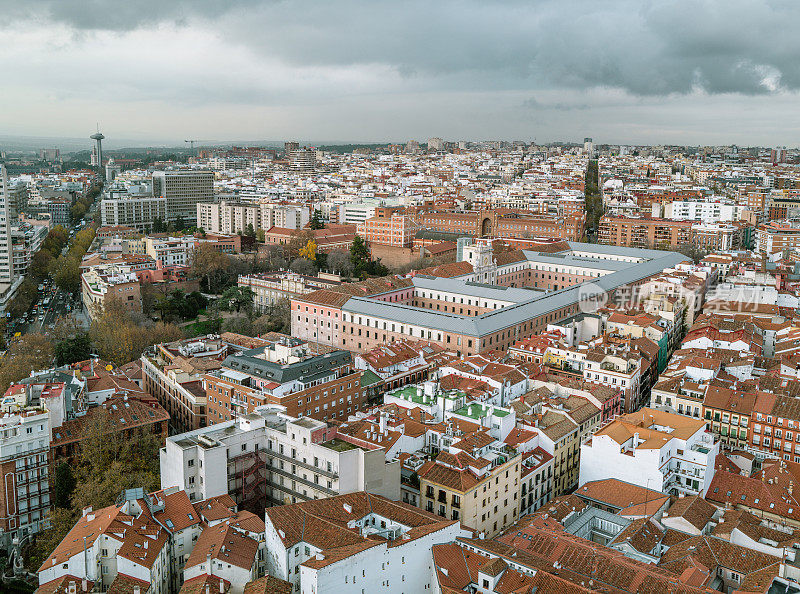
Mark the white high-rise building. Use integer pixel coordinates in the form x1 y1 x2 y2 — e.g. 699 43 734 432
428 137 444 151
0 165 14 284
196 201 309 234
584 137 594 157
152 170 214 222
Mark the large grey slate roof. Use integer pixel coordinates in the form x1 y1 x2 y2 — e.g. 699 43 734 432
223 347 353 384
342 247 688 338
520 251 631 272
411 275 542 304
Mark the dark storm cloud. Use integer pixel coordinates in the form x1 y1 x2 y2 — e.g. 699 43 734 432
0 0 261 31
6 0 800 97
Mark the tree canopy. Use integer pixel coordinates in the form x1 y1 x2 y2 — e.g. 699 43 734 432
309 209 325 230
219 285 255 314
89 295 183 365
349 234 389 278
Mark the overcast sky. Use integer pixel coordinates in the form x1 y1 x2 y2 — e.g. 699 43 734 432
1 0 799 146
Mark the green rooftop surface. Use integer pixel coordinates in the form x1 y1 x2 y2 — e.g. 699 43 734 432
321 438 359 452
452 403 510 420
360 370 383 387
387 384 465 405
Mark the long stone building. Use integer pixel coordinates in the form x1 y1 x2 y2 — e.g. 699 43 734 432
291 240 688 357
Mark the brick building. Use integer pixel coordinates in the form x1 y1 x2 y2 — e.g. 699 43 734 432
357 213 418 247
420 209 585 241
203 336 367 424
598 215 693 248
292 241 688 356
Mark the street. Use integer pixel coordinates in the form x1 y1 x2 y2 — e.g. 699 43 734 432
5 285 79 340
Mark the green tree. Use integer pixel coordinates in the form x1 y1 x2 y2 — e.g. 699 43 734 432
54 332 92 365
53 463 77 509
287 229 314 259
26 407 165 570
583 159 603 241
50 254 82 294
29 249 54 278
7 278 38 319
350 234 370 270
349 234 388 278
219 285 255 313
174 215 186 231
42 225 70 254
221 315 254 335
245 223 256 238
256 228 265 242
309 209 325 230
90 295 183 365
70 201 87 223
152 217 167 233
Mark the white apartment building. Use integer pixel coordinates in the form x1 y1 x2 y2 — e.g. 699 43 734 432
182 522 259 594
197 201 308 234
159 406 400 507
337 202 379 225
428 137 445 151
0 409 51 548
238 272 340 311
0 165 15 285
582 346 643 412
10 222 48 275
288 148 316 172
101 195 167 231
662 199 746 223
35 486 265 594
579 408 719 497
81 263 142 321
37 499 171 594
152 170 214 222
264 492 465 594
144 235 196 267
262 203 308 230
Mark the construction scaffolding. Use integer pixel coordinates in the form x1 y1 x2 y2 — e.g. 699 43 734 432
228 449 267 515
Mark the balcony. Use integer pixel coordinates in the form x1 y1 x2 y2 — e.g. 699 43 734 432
265 479 313 504
267 466 337 497
266 450 339 479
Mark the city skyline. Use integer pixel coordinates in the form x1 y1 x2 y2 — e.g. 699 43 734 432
1 1 800 145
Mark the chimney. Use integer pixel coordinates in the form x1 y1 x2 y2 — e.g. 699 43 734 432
208 552 213 577
220 579 225 594
82 579 88 592
68 582 77 594
133 587 140 594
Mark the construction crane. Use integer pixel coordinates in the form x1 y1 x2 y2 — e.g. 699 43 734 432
184 139 199 157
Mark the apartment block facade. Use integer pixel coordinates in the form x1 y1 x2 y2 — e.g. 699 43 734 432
152 170 214 222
